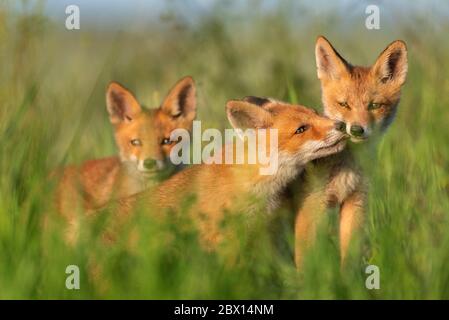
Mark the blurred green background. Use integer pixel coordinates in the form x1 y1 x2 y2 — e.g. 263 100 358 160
1 0 449 299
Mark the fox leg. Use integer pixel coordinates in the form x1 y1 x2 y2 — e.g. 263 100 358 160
339 190 365 267
58 188 83 246
295 190 327 269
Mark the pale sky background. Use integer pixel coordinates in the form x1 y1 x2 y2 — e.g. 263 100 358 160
11 0 449 31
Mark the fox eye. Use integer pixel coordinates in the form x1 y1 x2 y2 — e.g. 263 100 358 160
161 138 172 145
368 102 382 110
295 125 309 134
130 139 142 146
338 101 350 109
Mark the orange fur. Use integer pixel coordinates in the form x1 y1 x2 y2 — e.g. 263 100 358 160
294 36 408 268
114 98 348 250
55 76 197 244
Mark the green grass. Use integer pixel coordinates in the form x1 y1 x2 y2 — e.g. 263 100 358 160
1 1 449 299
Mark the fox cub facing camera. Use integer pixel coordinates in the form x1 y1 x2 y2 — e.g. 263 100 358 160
55 76 196 244
294 36 408 268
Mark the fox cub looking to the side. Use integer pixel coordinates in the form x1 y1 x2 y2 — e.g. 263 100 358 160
113 98 348 250
55 76 196 244
294 36 408 268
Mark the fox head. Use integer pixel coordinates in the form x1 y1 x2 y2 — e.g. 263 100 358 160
106 76 196 173
315 36 408 143
226 97 348 168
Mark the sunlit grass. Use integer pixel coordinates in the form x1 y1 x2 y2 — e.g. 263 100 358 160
1 1 449 299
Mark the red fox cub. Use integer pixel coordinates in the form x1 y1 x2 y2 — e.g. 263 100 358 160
114 98 348 249
294 36 408 267
56 76 196 243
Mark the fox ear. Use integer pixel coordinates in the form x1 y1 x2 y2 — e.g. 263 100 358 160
106 82 141 124
242 96 272 107
371 40 408 85
161 76 196 121
315 36 351 80
226 100 273 130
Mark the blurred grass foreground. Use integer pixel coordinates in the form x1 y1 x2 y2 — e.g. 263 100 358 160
1 0 449 299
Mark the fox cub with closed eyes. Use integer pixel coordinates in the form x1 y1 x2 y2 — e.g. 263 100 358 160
294 36 408 268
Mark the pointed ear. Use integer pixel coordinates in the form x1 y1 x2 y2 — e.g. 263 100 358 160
371 40 408 85
106 82 141 124
315 36 351 80
226 100 273 130
242 96 271 107
161 76 196 121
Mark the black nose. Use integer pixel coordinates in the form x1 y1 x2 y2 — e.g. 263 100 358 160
350 124 365 137
334 121 346 133
143 159 157 169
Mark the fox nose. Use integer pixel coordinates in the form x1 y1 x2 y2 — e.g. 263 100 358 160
334 121 346 133
350 124 365 137
143 159 157 170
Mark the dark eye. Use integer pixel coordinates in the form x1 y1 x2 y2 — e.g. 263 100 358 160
368 102 382 110
338 101 350 109
161 138 172 145
130 139 142 146
295 125 309 134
